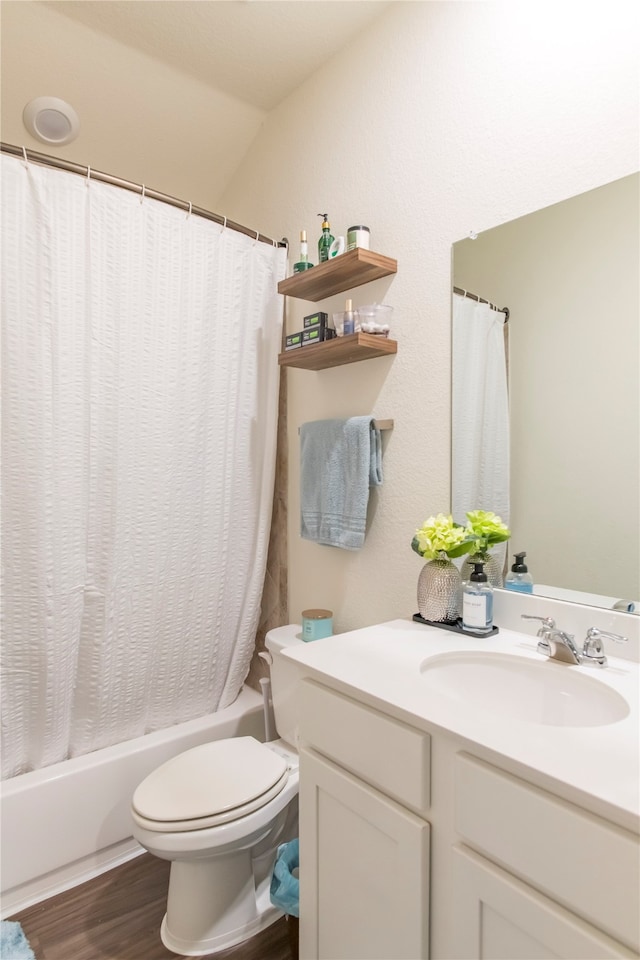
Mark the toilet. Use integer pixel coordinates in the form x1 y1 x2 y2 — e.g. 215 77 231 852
131 624 306 956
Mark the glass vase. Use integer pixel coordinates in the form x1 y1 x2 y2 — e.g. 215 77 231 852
417 558 461 622
460 552 504 588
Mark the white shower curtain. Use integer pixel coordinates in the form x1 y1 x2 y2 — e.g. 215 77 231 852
1 154 286 778
452 293 510 563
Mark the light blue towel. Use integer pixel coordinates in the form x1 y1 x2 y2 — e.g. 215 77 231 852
300 416 383 550
0 921 36 960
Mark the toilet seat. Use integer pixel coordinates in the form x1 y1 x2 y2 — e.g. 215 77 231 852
132 736 289 832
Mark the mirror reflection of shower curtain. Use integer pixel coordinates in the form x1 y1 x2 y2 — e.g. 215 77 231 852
0 155 286 778
452 293 510 569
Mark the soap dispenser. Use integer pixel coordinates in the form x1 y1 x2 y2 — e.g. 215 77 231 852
505 552 534 594
462 561 494 635
317 214 334 263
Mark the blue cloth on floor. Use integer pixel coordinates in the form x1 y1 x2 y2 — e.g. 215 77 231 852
0 921 36 960
300 416 383 550
270 838 300 917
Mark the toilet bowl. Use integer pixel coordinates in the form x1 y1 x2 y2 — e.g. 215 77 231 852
130 625 306 956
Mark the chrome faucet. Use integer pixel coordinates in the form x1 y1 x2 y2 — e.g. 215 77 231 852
546 628 583 664
521 615 582 664
580 626 629 667
521 615 628 666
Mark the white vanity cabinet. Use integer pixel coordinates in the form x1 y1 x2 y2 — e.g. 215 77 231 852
451 846 635 960
295 678 639 960
451 753 639 960
297 679 431 960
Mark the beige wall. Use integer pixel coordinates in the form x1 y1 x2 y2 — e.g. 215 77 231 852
3 1 639 632
0 1 264 208
454 174 639 598
220 1 639 631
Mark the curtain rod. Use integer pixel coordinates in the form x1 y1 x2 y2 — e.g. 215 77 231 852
1 142 287 249
453 286 509 321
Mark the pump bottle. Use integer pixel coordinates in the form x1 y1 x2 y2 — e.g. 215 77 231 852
462 561 494 635
317 214 334 264
505 552 534 593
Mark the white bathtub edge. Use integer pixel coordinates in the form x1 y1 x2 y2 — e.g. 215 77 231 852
1 839 144 918
1 685 264 917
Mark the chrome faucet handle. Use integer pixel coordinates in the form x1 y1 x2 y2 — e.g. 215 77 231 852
581 627 629 667
521 614 556 655
521 614 556 633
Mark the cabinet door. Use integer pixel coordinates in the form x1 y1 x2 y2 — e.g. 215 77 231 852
299 746 430 960
452 845 636 960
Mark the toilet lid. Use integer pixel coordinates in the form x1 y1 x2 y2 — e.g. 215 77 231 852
132 736 288 823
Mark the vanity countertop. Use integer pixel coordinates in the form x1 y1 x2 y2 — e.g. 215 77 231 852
282 618 640 832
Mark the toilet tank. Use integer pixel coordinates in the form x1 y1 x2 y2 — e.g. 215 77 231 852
265 624 309 748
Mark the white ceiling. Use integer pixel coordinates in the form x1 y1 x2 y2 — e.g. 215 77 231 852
43 0 392 112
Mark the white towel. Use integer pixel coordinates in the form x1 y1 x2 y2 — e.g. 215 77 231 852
300 417 383 550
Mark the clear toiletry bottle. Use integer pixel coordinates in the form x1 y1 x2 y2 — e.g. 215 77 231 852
462 561 494 635
293 230 313 273
505 552 534 593
343 298 355 334
317 214 334 264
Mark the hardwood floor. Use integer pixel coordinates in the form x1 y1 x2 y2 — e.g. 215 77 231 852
10 854 295 960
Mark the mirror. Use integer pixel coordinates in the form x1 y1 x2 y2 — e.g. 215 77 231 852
452 173 639 611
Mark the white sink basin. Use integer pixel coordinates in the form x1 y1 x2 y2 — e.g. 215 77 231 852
420 652 630 727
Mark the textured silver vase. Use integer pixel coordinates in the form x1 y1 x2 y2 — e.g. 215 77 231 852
417 558 461 622
460 552 504 588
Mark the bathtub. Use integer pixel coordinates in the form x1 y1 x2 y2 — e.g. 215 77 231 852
0 685 265 917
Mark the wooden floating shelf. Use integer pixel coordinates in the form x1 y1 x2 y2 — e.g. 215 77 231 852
278 248 397 302
278 333 397 371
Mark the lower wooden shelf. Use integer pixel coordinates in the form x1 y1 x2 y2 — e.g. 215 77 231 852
278 333 397 371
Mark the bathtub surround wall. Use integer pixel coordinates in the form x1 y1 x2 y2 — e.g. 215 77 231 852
1 155 286 778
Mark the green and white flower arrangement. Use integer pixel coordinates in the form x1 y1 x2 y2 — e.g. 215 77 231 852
411 510 510 561
463 510 511 559
411 513 476 561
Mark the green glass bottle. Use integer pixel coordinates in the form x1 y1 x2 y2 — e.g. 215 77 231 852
317 214 334 264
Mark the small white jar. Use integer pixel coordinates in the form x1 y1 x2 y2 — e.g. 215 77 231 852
346 225 370 252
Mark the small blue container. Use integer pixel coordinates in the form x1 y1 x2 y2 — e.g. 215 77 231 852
301 609 333 642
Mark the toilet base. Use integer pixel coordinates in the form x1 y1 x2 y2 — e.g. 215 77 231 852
160 881 283 956
160 831 290 957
